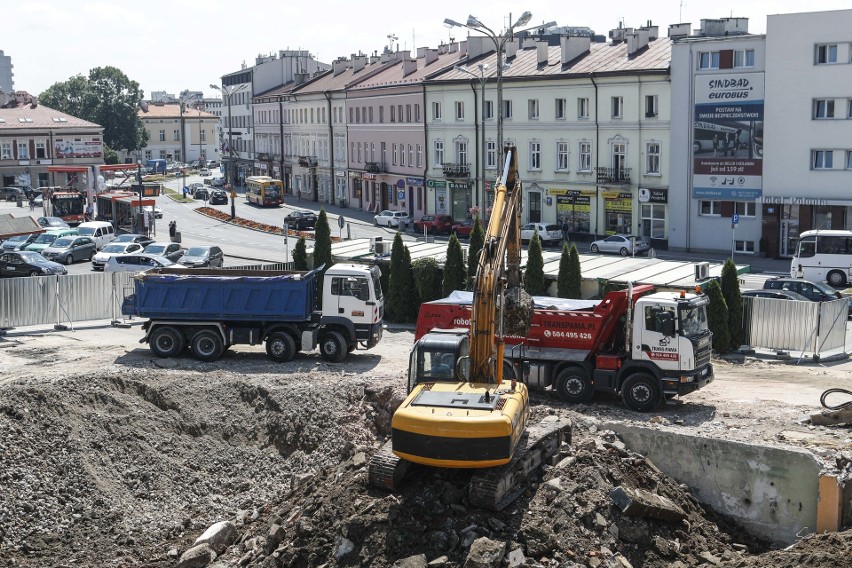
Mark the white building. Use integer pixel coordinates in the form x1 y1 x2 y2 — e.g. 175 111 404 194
668 18 765 254
137 103 219 165
0 50 13 93
762 9 852 256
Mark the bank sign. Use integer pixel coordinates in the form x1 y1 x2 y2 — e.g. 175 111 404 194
692 72 764 200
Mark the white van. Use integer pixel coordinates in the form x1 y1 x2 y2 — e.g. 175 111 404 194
76 221 116 250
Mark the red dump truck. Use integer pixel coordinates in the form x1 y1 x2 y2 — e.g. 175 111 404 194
414 284 714 411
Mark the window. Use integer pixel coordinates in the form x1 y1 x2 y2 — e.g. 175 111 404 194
415 104 420 122
698 51 720 69
455 101 464 120
733 49 755 68
556 142 569 171
848 150 852 170
370 142 375 162
432 101 442 120
356 107 361 123
555 98 567 120
357 142 362 163
369 107 374 122
398 105 403 123
173 129 180 141
812 150 833 169
578 97 589 119
456 141 468 164
159 150 167 159
578 142 591 172
350 142 355 162
406 105 412 122
200 130 206 142
434 140 444 166
646 142 660 174
484 100 494 119
390 106 395 122
815 44 837 64
416 144 422 168
529 142 541 169
641 204 666 239
700 201 721 216
408 144 414 167
144 150 152 160
392 143 398 165
17 143 28 159
400 143 405 166
735 240 756 254
35 141 46 159
381 142 386 165
734 202 757 217
379 106 384 123
611 97 623 118
645 95 658 118
159 129 166 142
528 99 539 120
503 99 512 119
813 99 835 119
1 142 11 159
486 141 497 169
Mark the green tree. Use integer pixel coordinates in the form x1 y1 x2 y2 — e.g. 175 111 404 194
524 230 547 296
39 67 148 152
466 217 485 290
720 259 743 350
557 243 582 299
442 235 466 297
103 144 119 165
705 279 731 353
312 209 333 305
412 257 443 304
387 234 419 323
292 236 308 270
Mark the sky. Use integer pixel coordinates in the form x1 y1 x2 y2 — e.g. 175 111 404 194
4 1 850 100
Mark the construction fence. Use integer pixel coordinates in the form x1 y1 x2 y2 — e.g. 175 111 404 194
742 296 848 358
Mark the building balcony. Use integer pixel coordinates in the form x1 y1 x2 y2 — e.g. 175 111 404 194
365 161 388 173
596 167 631 185
298 156 318 168
442 162 470 178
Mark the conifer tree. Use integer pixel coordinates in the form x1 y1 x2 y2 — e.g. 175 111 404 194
720 259 743 350
557 243 582 298
705 279 731 353
467 217 485 289
442 234 466 297
292 236 308 271
413 257 443 304
524 230 547 295
387 233 418 322
312 209 333 306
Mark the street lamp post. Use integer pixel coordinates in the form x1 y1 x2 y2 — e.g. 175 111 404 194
209 83 247 188
454 63 488 210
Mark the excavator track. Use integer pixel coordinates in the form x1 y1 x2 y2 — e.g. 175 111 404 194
468 418 571 511
367 441 409 491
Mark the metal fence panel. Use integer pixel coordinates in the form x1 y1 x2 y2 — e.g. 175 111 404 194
225 262 295 271
817 299 848 353
0 275 60 328
744 297 847 355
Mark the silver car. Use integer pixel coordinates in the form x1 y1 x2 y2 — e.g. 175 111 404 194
143 242 186 262
42 236 97 265
520 223 563 246
104 253 175 273
590 235 652 256
91 242 145 271
374 210 411 228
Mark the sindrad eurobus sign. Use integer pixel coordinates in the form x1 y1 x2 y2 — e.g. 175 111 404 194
692 72 764 200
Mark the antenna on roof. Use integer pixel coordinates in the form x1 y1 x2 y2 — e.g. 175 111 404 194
387 33 398 52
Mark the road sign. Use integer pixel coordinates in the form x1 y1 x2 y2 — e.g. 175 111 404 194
337 215 345 229
732 213 740 224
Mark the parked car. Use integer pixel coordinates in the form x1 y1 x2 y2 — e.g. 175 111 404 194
178 245 224 268
36 217 71 229
762 277 849 314
2 186 27 202
0 250 68 277
41 236 97 265
143 242 186 262
374 210 411 228
521 223 563 246
143 204 163 219
24 228 78 253
113 233 155 248
194 187 210 201
451 218 476 238
284 210 317 230
90 242 145 271
104 253 175 273
590 234 652 256
188 182 205 195
413 214 455 235
1 233 40 252
741 289 811 301
199 168 211 177
76 221 116 249
209 189 228 205
210 177 226 187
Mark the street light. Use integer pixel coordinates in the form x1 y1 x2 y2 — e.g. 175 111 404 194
209 83 248 187
444 12 553 171
455 63 488 210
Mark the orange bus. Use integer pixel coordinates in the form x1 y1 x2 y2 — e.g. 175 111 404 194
49 190 86 225
245 176 283 207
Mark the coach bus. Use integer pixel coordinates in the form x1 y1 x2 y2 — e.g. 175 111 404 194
790 229 852 287
48 189 87 225
245 176 283 207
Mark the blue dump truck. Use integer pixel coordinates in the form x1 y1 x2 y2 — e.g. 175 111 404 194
121 264 384 363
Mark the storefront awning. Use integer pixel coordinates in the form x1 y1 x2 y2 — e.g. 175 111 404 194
47 166 90 173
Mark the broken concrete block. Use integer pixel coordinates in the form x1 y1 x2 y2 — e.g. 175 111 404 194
610 485 686 523
193 520 237 555
464 537 507 568
392 553 428 568
176 543 216 568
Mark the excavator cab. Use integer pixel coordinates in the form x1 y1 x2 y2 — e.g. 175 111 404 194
407 330 470 392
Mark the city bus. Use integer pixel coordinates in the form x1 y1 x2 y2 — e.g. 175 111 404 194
790 229 852 287
245 176 283 207
48 189 87 225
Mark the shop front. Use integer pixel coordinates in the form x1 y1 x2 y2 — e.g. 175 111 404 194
602 190 634 235
448 181 472 221
760 196 852 258
638 188 668 249
553 189 595 242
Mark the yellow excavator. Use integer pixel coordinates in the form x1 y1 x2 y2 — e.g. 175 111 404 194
368 145 570 510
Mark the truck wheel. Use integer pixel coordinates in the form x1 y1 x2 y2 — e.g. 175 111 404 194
191 330 224 362
319 331 346 363
555 367 594 404
266 332 296 363
826 270 847 288
149 326 184 358
621 373 662 412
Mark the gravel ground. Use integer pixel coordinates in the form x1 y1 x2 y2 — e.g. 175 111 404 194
0 323 850 567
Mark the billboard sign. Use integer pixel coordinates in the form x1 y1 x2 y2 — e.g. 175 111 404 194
692 73 764 200
54 139 104 159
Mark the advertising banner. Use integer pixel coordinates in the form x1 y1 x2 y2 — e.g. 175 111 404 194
54 139 103 159
692 73 764 199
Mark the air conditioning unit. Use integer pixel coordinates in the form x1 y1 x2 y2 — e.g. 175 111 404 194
694 262 710 281
371 237 387 255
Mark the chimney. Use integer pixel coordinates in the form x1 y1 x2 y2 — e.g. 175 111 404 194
536 41 549 65
352 54 368 72
699 19 725 37
425 48 439 65
417 47 427 58
641 21 659 40
466 36 491 59
403 58 418 77
332 58 348 76
667 23 691 39
626 28 651 55
504 39 519 59
458 40 468 57
370 51 380 64
609 26 632 43
438 43 448 55
449 42 458 53
560 35 591 65
722 17 749 35
380 51 393 63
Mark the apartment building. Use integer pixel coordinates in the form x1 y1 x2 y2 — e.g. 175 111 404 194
137 103 219 164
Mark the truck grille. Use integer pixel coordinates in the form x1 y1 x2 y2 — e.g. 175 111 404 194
695 345 712 369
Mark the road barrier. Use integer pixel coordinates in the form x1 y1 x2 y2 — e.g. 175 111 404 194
743 296 848 358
